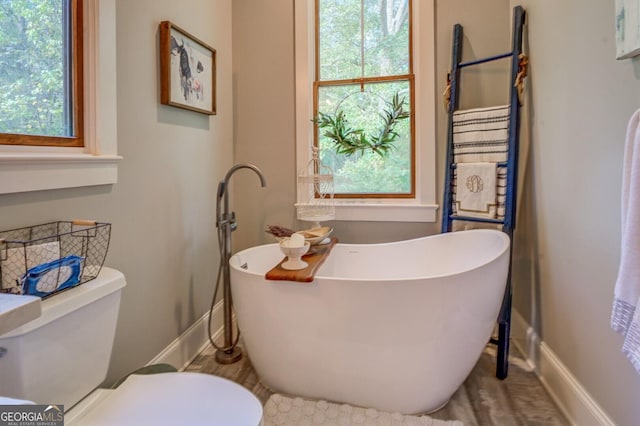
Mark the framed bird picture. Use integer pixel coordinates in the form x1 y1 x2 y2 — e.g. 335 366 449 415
159 21 216 114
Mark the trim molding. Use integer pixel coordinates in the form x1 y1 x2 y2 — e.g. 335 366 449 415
511 310 615 426
146 301 224 371
538 343 615 426
333 203 438 222
510 309 539 370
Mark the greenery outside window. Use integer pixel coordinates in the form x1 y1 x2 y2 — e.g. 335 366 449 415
295 0 437 221
315 0 413 198
0 0 83 147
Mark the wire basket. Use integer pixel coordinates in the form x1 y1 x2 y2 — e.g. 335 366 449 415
0 221 111 298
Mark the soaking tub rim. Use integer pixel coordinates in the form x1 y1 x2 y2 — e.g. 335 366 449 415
230 229 510 283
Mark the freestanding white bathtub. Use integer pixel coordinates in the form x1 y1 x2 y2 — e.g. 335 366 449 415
230 229 510 414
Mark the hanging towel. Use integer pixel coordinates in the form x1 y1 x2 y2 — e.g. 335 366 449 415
453 166 507 220
612 108 640 374
453 105 510 163
454 162 497 219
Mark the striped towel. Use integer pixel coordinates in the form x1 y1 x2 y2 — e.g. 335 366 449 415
453 105 510 163
452 166 507 219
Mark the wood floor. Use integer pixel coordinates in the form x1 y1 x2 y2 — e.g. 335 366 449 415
185 343 569 425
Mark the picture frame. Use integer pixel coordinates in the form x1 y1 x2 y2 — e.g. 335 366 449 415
159 21 216 114
616 0 640 59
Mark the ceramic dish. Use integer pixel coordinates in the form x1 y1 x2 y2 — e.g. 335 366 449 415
295 227 333 245
279 240 311 270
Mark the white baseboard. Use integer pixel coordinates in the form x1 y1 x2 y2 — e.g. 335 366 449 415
538 343 615 426
510 309 539 370
146 301 224 371
510 310 614 426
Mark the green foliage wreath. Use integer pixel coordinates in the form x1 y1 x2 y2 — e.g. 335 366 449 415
314 92 410 157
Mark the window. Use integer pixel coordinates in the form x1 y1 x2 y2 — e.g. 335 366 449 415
0 0 83 147
315 0 413 198
295 0 436 221
0 0 119 194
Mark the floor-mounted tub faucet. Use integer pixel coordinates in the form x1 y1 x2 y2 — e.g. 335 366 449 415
212 163 266 364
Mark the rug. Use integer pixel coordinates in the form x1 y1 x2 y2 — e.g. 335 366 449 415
263 394 463 426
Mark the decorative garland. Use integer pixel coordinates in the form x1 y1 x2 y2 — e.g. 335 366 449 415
314 92 410 157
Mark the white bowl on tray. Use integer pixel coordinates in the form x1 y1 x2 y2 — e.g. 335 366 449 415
279 235 311 270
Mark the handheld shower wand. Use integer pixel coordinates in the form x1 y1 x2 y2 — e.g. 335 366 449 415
210 163 266 364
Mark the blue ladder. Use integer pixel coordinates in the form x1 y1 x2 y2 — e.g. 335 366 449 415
441 5 527 380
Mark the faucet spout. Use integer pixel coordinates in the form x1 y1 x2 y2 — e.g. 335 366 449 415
217 163 266 229
222 163 267 189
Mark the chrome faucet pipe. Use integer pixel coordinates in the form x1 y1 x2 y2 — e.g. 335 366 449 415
217 163 266 232
220 163 267 204
214 163 266 364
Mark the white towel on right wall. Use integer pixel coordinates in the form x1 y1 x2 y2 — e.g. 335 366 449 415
455 162 497 219
612 108 640 375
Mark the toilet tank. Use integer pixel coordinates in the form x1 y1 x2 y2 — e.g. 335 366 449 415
0 267 126 410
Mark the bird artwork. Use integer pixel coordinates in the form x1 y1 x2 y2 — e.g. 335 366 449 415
170 35 205 102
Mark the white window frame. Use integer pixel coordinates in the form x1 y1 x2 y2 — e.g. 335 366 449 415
294 0 437 222
0 0 120 195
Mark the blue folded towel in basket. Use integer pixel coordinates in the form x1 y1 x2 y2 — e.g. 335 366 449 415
22 255 84 298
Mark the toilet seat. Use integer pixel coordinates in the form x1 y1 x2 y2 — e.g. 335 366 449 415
67 372 263 426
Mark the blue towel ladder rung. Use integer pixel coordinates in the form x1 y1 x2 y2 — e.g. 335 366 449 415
441 5 527 380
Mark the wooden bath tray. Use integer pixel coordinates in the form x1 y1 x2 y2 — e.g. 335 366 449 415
265 238 338 283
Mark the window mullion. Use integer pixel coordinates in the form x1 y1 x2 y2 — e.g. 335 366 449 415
72 0 84 145
63 0 72 136
316 74 413 87
360 0 364 86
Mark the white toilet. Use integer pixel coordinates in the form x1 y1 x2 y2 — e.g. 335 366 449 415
0 267 263 425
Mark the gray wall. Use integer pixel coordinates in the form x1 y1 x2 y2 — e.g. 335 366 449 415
107 0 236 383
233 0 640 424
511 1 640 424
230 0 297 252
1 0 639 423
0 0 234 385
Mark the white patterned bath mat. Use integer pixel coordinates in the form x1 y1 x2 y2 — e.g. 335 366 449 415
263 394 463 426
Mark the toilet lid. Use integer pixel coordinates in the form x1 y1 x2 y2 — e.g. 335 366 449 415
76 372 263 426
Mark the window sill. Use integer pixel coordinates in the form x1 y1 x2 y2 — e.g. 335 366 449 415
0 153 122 194
328 201 438 222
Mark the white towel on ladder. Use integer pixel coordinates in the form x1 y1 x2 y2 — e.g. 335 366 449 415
455 162 497 219
612 108 640 374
